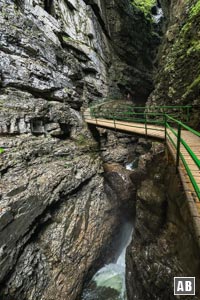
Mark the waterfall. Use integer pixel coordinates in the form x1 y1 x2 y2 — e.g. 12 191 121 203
82 163 135 300
153 7 163 24
125 157 139 170
82 222 133 300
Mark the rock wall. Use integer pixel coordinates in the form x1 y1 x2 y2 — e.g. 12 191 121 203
0 0 157 137
3 0 197 299
126 148 200 300
0 0 157 299
105 0 159 102
148 0 200 128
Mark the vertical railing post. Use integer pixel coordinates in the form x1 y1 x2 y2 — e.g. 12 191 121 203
176 124 181 173
94 110 97 125
90 106 93 119
113 113 116 131
145 113 147 138
164 114 167 142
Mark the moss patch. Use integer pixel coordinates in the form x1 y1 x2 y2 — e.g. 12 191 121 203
155 0 200 97
0 148 5 154
131 0 156 17
184 74 200 98
149 0 200 128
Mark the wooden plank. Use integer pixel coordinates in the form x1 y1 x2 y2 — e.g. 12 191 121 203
85 112 200 205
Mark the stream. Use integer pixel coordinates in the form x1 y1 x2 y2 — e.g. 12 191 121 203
82 222 133 300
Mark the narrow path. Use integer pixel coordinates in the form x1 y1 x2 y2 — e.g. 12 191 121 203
84 116 165 139
84 109 200 236
167 129 200 214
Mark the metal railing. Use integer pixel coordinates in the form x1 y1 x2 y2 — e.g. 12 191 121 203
165 115 200 200
85 104 200 201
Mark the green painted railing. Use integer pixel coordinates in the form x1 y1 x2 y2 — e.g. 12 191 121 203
165 114 200 200
86 104 200 201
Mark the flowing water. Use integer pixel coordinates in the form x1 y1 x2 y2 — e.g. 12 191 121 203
153 7 163 23
125 158 139 171
82 222 133 300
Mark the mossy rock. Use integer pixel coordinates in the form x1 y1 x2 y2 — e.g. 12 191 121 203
150 0 200 128
131 0 156 18
0 148 5 154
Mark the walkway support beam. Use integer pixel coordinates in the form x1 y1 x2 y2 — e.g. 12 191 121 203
145 114 147 137
164 114 167 142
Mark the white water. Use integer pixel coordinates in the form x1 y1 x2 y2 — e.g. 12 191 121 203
90 223 133 300
125 163 133 171
90 163 135 298
82 165 134 299
153 7 163 24
125 157 139 171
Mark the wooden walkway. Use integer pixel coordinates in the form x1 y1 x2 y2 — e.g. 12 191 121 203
84 110 200 220
167 130 200 214
84 115 165 139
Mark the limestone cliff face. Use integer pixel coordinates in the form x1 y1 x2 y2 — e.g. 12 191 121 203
0 0 156 299
148 0 200 128
126 148 200 300
3 0 198 299
105 0 158 102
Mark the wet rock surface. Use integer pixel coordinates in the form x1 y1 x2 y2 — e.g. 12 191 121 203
0 0 159 298
126 148 200 300
0 134 109 299
96 127 152 165
0 118 153 300
104 0 161 102
1 0 199 299
148 0 200 128
1 130 143 300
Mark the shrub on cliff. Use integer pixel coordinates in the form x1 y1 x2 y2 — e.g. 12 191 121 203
131 0 156 17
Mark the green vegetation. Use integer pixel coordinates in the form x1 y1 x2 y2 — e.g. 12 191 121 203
190 0 200 18
0 147 5 154
158 0 200 108
178 2 200 99
64 162 73 169
131 0 156 16
186 40 200 56
184 75 200 98
181 1 200 37
189 75 200 90
74 134 99 160
62 36 80 44
75 134 88 146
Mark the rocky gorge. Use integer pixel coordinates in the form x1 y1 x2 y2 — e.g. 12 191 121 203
0 0 200 300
